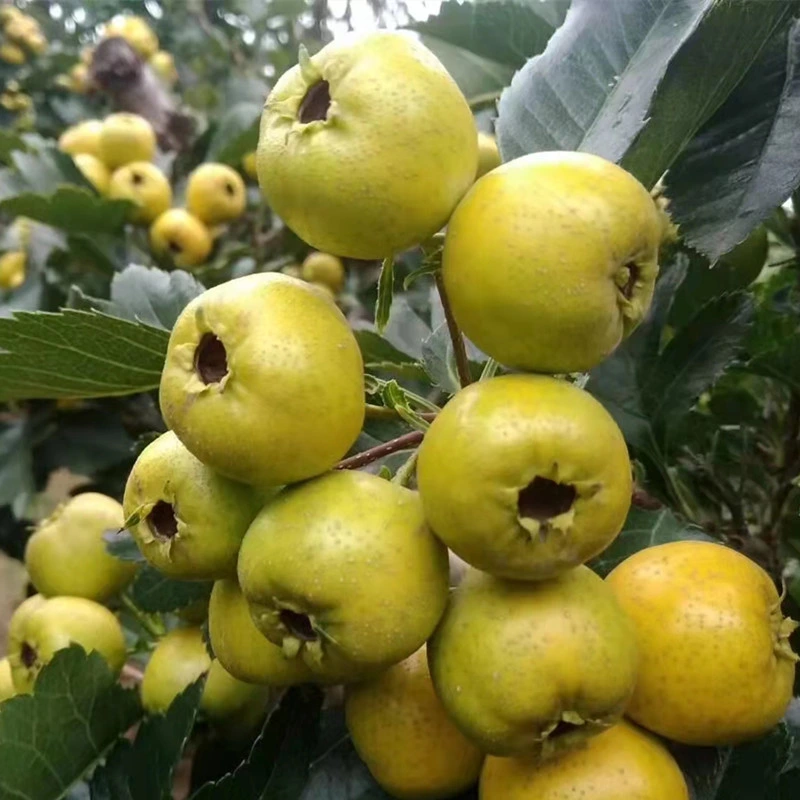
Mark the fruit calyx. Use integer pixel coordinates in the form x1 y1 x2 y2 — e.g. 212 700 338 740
299 80 331 123
517 476 577 539
771 606 800 662
148 500 179 541
194 332 229 385
20 641 38 669
539 711 607 761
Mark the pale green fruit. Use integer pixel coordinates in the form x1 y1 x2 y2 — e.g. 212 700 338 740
238 470 449 682
257 31 478 259
443 151 662 373
123 431 265 581
159 273 365 488
0 658 15 703
428 566 638 758
417 375 632 580
25 492 136 602
8 596 127 693
209 579 313 686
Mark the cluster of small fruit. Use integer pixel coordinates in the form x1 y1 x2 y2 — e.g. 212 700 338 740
57 112 249 268
0 6 46 120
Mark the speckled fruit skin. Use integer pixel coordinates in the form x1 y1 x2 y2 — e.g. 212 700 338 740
475 132 501 178
109 161 172 223
159 273 365 488
0 658 16 703
302 251 345 293
25 492 136 602
606 541 798 745
123 432 265 581
443 151 662 373
98 113 156 169
257 31 478 259
418 375 631 580
345 645 483 800
8 596 126 693
149 209 212 267
186 163 247 225
238 470 449 683
209 579 313 686
428 566 638 758
480 722 689 800
74 154 111 195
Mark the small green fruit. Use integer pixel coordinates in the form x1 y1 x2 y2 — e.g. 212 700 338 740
25 492 137 602
209 579 313 686
428 566 638 758
238 470 449 682
159 273 364 488
8 595 127 693
257 31 477 259
123 431 265 581
417 375 632 580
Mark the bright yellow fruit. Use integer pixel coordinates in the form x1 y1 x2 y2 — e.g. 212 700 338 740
123 431 264 581
428 566 638 758
346 645 483 799
476 132 501 178
105 15 158 58
0 658 15 704
24 492 136 602
0 42 25 64
443 151 662 373
99 113 156 169
109 161 172 223
58 119 103 158
607 541 798 745
0 250 25 291
238 470 449 682
8 596 126 693
68 63 91 93
209 579 314 686
159 273 364 487
148 50 177 85
301 251 345 294
241 151 257 180
418 375 631 580
257 31 477 259
74 154 111 195
186 163 246 225
24 31 47 55
149 209 212 268
480 721 689 800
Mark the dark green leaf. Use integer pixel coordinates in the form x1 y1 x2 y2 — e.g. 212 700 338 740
0 310 168 401
421 322 460 394
0 419 33 513
206 102 261 165
130 566 213 614
382 296 432 361
665 19 800 261
0 130 28 165
374 256 395 335
104 529 146 564
0 647 141 800
354 329 418 369
6 147 86 195
402 261 440 290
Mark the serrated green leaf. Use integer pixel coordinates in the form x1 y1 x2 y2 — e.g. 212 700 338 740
206 102 261 165
0 309 168 401
130 566 213 614
421 322 460 394
374 257 395 335
354 329 417 368
7 147 86 195
90 681 203 800
0 647 141 800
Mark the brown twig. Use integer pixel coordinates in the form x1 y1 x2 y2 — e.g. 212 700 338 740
336 431 424 471
434 272 471 388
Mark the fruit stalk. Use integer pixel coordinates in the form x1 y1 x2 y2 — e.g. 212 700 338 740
336 431 425 471
435 271 472 387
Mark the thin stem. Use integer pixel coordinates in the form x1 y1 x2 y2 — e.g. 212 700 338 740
336 431 424 471
392 449 419 487
121 593 165 640
365 404 437 422
435 272 472 388
480 358 499 381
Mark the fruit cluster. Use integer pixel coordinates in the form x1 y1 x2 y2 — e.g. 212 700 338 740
0 6 46 66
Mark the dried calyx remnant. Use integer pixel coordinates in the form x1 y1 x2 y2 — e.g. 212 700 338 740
281 609 317 641
21 642 37 668
195 333 228 384
149 500 178 540
299 80 331 123
621 262 639 299
518 476 577 522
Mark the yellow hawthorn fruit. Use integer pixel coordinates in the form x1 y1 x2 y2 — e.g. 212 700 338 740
480 722 690 800
105 15 158 58
74 153 111 195
346 645 483 799
0 658 15 704
22 30 47 55
186 163 247 225
607 541 798 746
257 30 478 259
301 251 345 294
476 132 501 178
443 151 662 373
0 41 24 64
68 63 91 94
148 50 177 85
149 209 212 268
58 119 103 158
24 492 136 602
109 161 172 223
0 250 26 291
99 112 156 169
241 151 257 180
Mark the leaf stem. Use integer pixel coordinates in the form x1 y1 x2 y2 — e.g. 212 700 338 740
435 271 472 388
120 592 165 641
392 449 419 487
336 431 424 471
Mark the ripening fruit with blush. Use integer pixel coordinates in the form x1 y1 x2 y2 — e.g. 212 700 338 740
346 645 483 799
476 132 501 178
301 251 345 294
443 151 662 373
8 596 126 693
109 161 172 223
0 250 26 291
99 113 156 169
58 119 103 158
74 154 111 195
428 566 638 758
0 658 15 704
257 30 478 259
123 431 265 581
238 470 449 683
607 541 798 746
418 375 632 580
24 492 137 602
209 579 314 686
480 721 689 800
159 273 364 487
186 163 247 225
150 208 212 267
